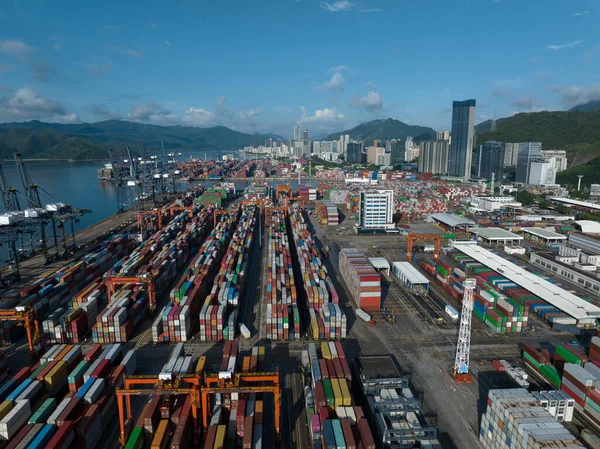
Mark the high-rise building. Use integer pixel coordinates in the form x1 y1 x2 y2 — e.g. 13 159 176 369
367 145 386 165
418 140 449 174
359 190 395 230
303 129 309 140
528 160 556 185
313 141 321 155
405 146 420 162
293 141 305 158
294 125 300 141
346 142 363 164
390 139 406 166
542 150 568 172
516 142 542 183
265 137 273 148
436 130 451 142
471 141 505 181
504 143 519 167
448 99 476 179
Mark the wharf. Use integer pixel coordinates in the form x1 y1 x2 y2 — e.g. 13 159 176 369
0 210 137 299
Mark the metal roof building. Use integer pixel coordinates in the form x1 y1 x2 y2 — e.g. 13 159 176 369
551 197 600 212
521 227 567 244
392 262 429 293
471 227 523 245
429 213 475 230
453 242 600 323
574 220 600 234
369 257 390 275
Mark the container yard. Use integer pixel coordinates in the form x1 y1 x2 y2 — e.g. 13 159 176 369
338 248 381 311
316 200 339 226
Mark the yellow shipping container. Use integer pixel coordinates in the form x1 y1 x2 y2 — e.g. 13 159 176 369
195 356 207 375
311 318 319 340
151 420 169 449
214 425 226 449
44 360 68 396
331 378 343 408
54 345 73 362
0 400 14 421
321 342 331 360
338 379 352 406
258 346 265 362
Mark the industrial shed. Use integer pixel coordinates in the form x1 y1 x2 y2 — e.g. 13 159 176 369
574 220 600 235
453 242 600 324
392 262 429 293
429 213 475 231
368 257 390 275
521 227 567 245
470 228 523 246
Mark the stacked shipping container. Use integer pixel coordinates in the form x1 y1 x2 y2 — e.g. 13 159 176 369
339 248 381 311
316 201 339 226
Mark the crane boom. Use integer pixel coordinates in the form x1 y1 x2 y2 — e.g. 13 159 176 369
126 146 137 179
14 152 42 208
0 162 20 212
454 278 476 382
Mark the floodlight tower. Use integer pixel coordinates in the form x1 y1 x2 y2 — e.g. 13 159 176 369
453 278 476 383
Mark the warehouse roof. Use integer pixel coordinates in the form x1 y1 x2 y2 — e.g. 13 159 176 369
574 220 600 234
368 257 390 270
430 213 475 228
392 262 429 285
551 197 600 211
471 228 523 241
453 243 600 321
521 227 567 240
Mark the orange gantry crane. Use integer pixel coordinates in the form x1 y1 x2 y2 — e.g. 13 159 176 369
213 208 238 227
168 205 196 219
136 209 168 233
275 184 292 200
116 358 281 447
406 233 441 263
0 306 42 358
105 273 157 313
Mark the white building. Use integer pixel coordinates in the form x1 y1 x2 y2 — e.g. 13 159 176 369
568 233 600 255
530 252 600 295
528 160 556 186
542 150 568 172
504 143 519 167
418 140 449 174
358 190 395 230
470 195 521 211
405 146 420 162
591 184 600 196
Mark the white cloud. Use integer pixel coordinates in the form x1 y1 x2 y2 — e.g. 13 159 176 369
300 107 344 123
350 90 383 112
365 81 376 89
552 84 600 108
492 88 541 110
129 101 173 122
149 22 159 28
358 8 381 12
328 65 352 73
316 72 345 91
50 37 62 51
0 87 78 122
573 11 589 17
546 40 584 50
239 108 261 120
105 45 145 60
86 103 121 120
320 1 353 12
534 71 553 78
165 40 172 47
0 39 57 82
0 63 15 73
0 40 33 59
104 25 123 30
84 60 113 77
182 107 216 126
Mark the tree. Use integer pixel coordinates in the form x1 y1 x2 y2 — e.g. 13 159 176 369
538 200 551 209
556 205 572 215
513 190 536 206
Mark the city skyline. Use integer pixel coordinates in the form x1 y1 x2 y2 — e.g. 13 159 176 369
0 0 597 136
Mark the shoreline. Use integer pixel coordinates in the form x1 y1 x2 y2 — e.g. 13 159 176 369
1 158 109 162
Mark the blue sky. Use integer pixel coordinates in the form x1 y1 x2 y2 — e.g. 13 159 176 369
0 0 598 137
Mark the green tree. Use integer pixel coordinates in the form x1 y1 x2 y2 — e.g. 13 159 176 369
513 190 536 206
538 200 551 209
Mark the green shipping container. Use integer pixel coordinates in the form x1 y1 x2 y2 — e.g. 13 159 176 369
555 346 584 365
540 365 562 389
28 398 56 424
523 352 541 369
125 427 144 449
323 379 335 408
443 233 456 239
68 360 89 385
30 361 50 380
436 266 448 276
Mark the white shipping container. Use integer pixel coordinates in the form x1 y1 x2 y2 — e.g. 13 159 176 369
84 378 106 404
16 380 42 403
0 399 31 440
47 397 72 425
355 308 371 323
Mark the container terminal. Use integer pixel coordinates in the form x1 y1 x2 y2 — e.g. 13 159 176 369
0 160 600 448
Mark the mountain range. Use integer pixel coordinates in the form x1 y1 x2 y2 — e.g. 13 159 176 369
325 118 436 143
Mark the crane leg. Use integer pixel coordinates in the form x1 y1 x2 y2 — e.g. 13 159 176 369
117 394 126 447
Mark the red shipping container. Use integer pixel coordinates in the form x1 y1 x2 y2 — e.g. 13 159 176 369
319 407 330 425
340 358 352 382
319 359 329 379
358 420 376 449
562 383 584 407
314 382 326 409
91 359 111 378
333 359 343 379
46 420 75 449
85 344 102 362
12 367 31 383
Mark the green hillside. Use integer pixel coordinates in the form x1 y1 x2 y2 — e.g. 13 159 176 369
0 120 274 158
476 110 600 167
557 157 600 188
326 118 436 144
570 100 600 112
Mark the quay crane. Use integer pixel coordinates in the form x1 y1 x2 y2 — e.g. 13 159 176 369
453 278 476 383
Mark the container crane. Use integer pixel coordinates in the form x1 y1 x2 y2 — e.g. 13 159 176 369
0 161 20 212
453 278 476 383
0 306 42 359
106 273 157 313
406 233 441 263
108 148 125 214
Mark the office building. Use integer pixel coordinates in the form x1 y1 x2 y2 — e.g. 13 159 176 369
294 125 300 142
504 143 519 167
312 141 321 155
293 140 305 158
568 233 600 255
436 130 451 142
346 142 363 164
448 99 476 179
391 139 406 166
303 129 309 141
418 140 449 175
405 145 420 162
377 152 391 166
542 150 568 172
367 145 386 165
359 190 395 230
528 160 556 186
470 195 521 211
471 141 505 180
515 142 542 183
591 184 600 196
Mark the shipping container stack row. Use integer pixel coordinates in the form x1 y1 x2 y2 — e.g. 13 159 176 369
432 252 531 333
151 209 239 343
479 389 583 449
305 343 376 449
0 342 137 448
265 208 300 340
92 208 210 344
526 337 600 430
316 200 339 226
16 233 133 345
288 205 346 340
338 248 381 312
298 184 317 202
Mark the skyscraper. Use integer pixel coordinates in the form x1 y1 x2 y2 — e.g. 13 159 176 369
346 142 363 164
471 141 505 181
515 142 542 184
390 139 406 166
418 140 449 174
303 129 309 140
448 99 476 179
294 125 300 141
504 143 519 167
